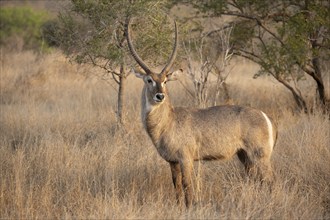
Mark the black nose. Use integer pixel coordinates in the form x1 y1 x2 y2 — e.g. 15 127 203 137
155 93 165 101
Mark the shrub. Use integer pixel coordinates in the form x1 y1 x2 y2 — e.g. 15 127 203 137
0 6 50 51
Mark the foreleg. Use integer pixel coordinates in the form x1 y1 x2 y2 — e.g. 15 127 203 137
170 162 183 205
179 158 194 208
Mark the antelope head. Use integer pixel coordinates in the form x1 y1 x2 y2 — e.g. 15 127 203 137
126 18 182 105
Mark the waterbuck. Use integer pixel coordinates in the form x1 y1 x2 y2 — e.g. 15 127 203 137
125 18 277 207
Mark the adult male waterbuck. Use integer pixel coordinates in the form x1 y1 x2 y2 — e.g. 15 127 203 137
125 18 277 208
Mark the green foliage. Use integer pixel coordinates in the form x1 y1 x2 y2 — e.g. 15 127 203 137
41 20 61 47
231 20 255 48
258 1 329 78
130 14 177 66
0 6 50 50
196 0 226 15
55 0 176 69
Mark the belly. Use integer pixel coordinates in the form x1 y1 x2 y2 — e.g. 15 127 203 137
193 135 243 161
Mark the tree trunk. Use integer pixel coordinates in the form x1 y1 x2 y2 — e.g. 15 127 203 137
312 57 327 107
117 64 127 124
277 77 308 113
308 30 329 111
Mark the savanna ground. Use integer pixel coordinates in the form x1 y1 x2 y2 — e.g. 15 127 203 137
0 49 329 219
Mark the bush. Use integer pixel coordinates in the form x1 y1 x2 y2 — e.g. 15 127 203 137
0 6 50 51
41 19 61 47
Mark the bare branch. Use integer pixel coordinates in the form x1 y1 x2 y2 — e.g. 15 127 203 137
221 11 286 47
111 71 120 84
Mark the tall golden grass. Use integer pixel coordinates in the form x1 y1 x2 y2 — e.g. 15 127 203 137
1 50 329 219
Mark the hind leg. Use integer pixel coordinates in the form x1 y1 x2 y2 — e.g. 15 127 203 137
237 148 273 182
255 157 274 183
237 149 256 177
250 147 273 183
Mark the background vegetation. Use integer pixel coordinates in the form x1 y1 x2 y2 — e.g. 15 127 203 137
1 48 329 219
0 6 51 51
172 0 330 112
53 0 329 119
0 0 329 219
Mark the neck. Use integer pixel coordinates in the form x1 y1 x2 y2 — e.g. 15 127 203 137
141 86 173 145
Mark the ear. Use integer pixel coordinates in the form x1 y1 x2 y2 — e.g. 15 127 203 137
166 68 183 81
131 68 145 79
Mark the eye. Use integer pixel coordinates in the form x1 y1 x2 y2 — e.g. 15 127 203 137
147 78 153 84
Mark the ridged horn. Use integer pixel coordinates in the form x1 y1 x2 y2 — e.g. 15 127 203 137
125 17 152 74
161 21 178 76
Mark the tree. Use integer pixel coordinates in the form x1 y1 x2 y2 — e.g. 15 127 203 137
172 0 330 112
55 0 175 123
183 26 233 107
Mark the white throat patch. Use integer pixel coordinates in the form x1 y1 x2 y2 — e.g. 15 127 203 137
145 91 153 113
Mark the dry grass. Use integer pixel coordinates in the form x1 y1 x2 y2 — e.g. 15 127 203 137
1 49 329 219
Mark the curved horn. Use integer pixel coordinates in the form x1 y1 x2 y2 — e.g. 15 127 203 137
125 18 152 74
161 21 178 75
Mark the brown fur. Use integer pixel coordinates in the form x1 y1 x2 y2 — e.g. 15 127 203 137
126 19 277 207
138 73 277 207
